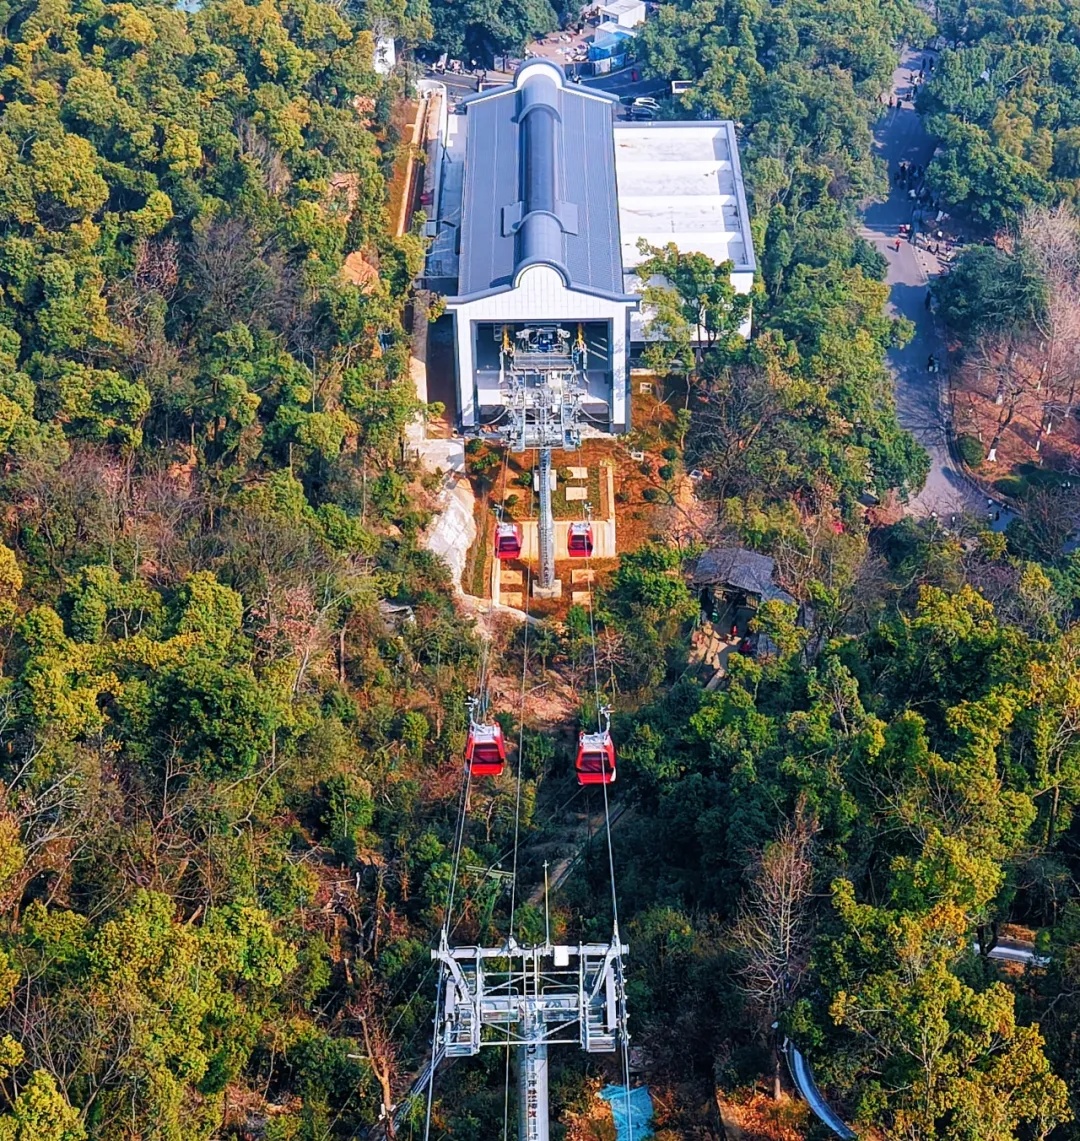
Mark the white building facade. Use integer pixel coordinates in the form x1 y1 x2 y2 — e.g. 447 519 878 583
426 62 755 435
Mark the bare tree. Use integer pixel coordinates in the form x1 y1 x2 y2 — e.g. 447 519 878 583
346 977 400 1139
1019 205 1080 445
970 332 1043 463
732 802 819 1099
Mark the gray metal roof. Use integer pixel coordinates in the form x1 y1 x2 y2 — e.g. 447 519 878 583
452 61 633 303
690 547 795 604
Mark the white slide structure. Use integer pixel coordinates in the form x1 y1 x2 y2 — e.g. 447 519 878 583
784 1040 857 1141
783 938 1049 1141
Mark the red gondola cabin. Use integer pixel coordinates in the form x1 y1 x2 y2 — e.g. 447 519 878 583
567 522 594 558
465 722 506 777
575 729 616 785
495 522 522 560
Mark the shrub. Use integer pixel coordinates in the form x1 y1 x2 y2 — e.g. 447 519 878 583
957 434 985 467
658 464 676 481
642 487 660 502
661 445 678 461
994 475 1027 498
639 462 653 476
465 438 483 455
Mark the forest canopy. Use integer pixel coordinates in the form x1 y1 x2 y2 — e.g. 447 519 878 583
0 0 460 1135
2 0 1080 1137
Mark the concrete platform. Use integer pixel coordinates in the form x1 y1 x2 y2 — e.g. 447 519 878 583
501 569 523 585
501 592 523 608
571 590 593 604
566 486 588 501
571 569 595 584
567 466 588 480
519 519 616 560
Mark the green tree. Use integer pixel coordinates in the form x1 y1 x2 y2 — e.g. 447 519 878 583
0 1071 85 1141
636 241 752 367
828 891 1070 1141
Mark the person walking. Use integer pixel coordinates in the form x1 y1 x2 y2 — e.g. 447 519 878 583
894 237 902 252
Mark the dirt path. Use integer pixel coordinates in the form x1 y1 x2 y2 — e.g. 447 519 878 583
526 801 631 906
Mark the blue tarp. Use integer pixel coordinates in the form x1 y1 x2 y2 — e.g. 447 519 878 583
599 1085 654 1141
588 29 634 59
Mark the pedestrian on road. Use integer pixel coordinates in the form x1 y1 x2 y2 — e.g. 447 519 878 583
894 238 902 251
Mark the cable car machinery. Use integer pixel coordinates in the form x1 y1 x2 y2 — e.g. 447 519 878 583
493 322 592 598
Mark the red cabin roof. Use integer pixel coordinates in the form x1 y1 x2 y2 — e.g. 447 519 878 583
575 729 615 785
567 521 594 557
465 721 506 776
495 522 522 560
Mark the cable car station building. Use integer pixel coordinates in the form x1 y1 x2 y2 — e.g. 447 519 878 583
426 60 756 435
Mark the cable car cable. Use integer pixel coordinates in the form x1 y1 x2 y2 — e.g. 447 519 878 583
583 512 634 1137
505 473 536 947
476 444 511 717
424 760 473 1141
444 764 473 940
499 475 537 1141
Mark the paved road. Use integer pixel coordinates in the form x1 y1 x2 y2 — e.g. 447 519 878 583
863 49 1009 525
977 939 1051 967
583 68 665 99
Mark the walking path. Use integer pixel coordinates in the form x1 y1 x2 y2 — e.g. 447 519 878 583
862 49 1009 525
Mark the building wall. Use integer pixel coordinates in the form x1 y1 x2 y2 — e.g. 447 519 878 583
449 265 635 431
599 0 646 27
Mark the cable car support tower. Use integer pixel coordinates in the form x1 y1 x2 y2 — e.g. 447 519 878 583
432 921 628 1141
496 323 591 598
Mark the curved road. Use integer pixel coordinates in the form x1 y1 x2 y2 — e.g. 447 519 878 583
862 49 1010 525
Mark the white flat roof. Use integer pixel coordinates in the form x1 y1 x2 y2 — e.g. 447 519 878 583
613 121 756 273
601 0 645 13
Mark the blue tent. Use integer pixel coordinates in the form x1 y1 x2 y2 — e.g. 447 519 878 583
588 29 635 60
599 1085 654 1141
